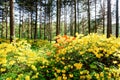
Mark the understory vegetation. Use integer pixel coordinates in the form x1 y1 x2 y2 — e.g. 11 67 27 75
0 33 120 80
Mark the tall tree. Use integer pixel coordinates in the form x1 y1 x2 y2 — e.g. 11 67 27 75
88 0 91 34
94 0 97 33
116 0 119 37
5 0 8 39
102 0 105 34
34 0 38 41
56 0 61 36
64 0 67 35
107 0 112 38
74 0 77 36
10 0 14 42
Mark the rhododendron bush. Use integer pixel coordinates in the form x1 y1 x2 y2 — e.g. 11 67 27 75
0 34 120 80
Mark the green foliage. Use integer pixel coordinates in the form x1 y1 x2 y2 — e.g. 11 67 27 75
0 34 120 79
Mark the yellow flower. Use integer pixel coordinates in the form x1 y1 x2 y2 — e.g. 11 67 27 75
62 74 66 77
57 76 62 80
69 74 73 78
113 61 118 64
54 73 57 77
74 63 82 70
62 70 66 73
100 72 104 77
56 69 61 73
0 68 6 72
62 57 65 60
25 75 30 80
9 60 15 65
31 65 37 71
16 78 20 80
64 66 67 69
63 76 67 80
6 77 12 80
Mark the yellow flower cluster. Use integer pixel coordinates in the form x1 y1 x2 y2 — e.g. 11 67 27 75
0 40 49 79
74 63 83 70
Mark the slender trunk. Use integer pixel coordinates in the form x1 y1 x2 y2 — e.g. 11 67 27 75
56 0 61 36
39 7 42 39
1 9 4 38
103 1 105 34
74 0 77 36
28 12 30 39
44 1 46 40
70 4 73 36
31 12 33 39
19 8 21 38
88 0 91 34
49 0 52 42
58 0 61 33
5 2 8 39
77 2 80 33
34 0 38 41
10 0 14 42
95 0 97 33
107 0 112 38
21 10 24 38
116 0 119 37
64 3 67 35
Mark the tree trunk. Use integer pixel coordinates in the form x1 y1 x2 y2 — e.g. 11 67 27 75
21 10 24 38
10 0 14 42
44 0 46 40
107 0 112 38
88 0 91 34
49 0 52 42
31 12 33 39
94 0 97 33
102 1 105 34
19 8 21 39
70 4 74 36
116 0 119 37
56 0 61 36
74 0 77 36
34 0 38 41
77 1 80 33
5 2 8 39
1 9 4 38
64 2 67 35
39 5 42 39
28 12 30 39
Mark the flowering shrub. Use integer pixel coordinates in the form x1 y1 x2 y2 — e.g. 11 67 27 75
0 40 48 80
0 33 120 80
50 33 120 79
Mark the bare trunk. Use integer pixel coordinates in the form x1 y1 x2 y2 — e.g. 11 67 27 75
74 0 77 36
5 2 8 39
88 0 91 34
64 3 67 35
116 0 119 37
34 0 38 41
107 0 112 38
95 0 97 33
10 0 14 42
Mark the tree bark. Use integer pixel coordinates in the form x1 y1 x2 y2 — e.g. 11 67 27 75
88 0 91 34
64 2 67 35
74 0 77 36
56 0 61 36
116 0 119 37
107 0 112 38
94 0 97 33
5 1 8 39
34 0 38 41
10 0 14 42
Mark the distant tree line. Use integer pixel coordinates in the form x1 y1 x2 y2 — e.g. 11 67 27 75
0 0 119 42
